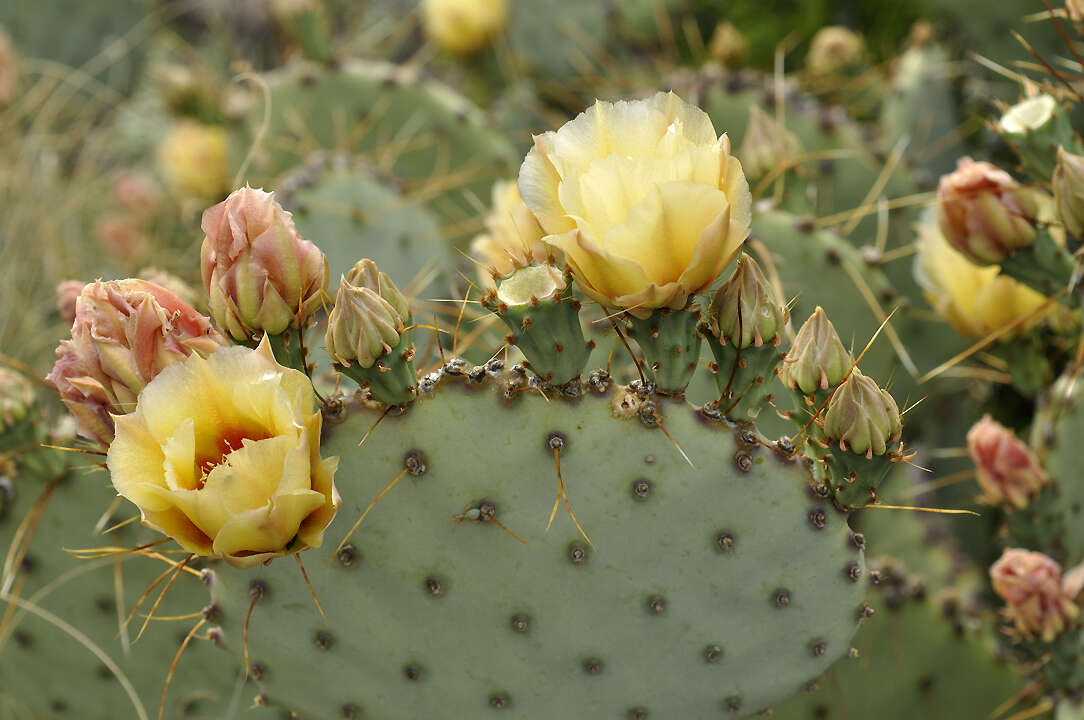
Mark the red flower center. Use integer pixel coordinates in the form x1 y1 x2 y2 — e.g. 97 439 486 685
194 427 271 488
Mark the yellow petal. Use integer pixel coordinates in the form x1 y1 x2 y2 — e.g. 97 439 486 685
518 144 575 235
544 229 650 307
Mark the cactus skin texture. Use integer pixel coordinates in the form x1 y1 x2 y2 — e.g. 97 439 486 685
239 60 516 244
1032 372 1084 567
0 459 245 718
203 375 869 718
279 154 453 297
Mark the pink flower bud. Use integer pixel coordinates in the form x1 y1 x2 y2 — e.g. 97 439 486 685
990 548 1078 641
936 157 1037 265
200 186 329 341
46 279 226 444
111 172 160 219
967 414 1047 509
56 280 85 326
95 215 149 266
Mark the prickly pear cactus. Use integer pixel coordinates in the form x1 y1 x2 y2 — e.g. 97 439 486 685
205 377 869 718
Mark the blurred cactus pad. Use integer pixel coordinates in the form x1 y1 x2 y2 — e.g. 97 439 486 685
8 1 1084 719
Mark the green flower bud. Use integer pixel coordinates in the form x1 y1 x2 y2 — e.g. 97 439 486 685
0 367 34 431
1054 147 1084 238
806 26 864 76
738 106 801 181
708 253 787 348
345 258 413 323
822 369 902 458
780 307 852 394
325 275 406 370
708 22 748 68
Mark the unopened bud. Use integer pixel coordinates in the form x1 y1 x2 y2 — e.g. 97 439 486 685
137 268 202 312
1054 147 1084 237
708 253 787 348
56 280 85 326
806 26 864 76
936 157 1037 265
201 186 329 341
781 307 852 394
423 0 508 57
325 277 404 369
967 414 1047 509
112 172 160 219
990 548 1078 642
344 259 412 323
739 106 801 180
822 369 902 458
708 22 748 68
158 121 230 200
47 280 226 444
0 368 35 431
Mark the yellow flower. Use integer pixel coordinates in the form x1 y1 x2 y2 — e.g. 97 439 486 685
423 0 507 57
469 180 549 289
107 337 340 568
158 121 230 201
914 212 1049 338
518 92 751 318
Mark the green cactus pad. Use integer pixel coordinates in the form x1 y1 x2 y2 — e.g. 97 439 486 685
237 60 516 244
0 472 243 719
203 374 869 718
279 155 454 299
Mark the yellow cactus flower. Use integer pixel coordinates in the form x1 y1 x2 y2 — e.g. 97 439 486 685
158 121 230 201
914 213 1050 338
107 337 340 568
518 92 752 318
423 0 507 57
470 180 549 289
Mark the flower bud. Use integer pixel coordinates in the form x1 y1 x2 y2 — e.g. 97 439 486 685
0 367 35 432
0 26 15 107
344 259 412 323
806 26 864 76
780 307 853 394
201 186 329 341
469 180 549 290
967 414 1048 509
936 157 1037 265
708 253 787 348
47 280 226 444
738 106 801 180
822 369 902 458
325 276 406 369
158 121 230 200
107 337 340 568
709 22 748 68
423 0 507 57
112 172 160 219
95 215 149 266
1054 147 1084 237
56 280 85 326
990 548 1078 642
914 211 1052 338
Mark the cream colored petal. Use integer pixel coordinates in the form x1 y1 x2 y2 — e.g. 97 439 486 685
201 435 297 517
518 143 575 235
603 182 731 286
721 153 752 231
212 489 325 559
107 414 169 509
646 91 719 145
573 154 676 239
139 506 213 556
678 207 744 295
297 456 340 548
544 229 650 307
614 282 690 318
161 417 196 491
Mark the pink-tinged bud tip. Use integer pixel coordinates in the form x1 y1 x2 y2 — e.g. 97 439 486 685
966 414 1047 509
990 548 1078 642
200 186 329 342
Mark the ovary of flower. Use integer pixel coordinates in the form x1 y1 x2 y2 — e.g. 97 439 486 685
107 337 340 568
517 92 752 318
914 214 1049 339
